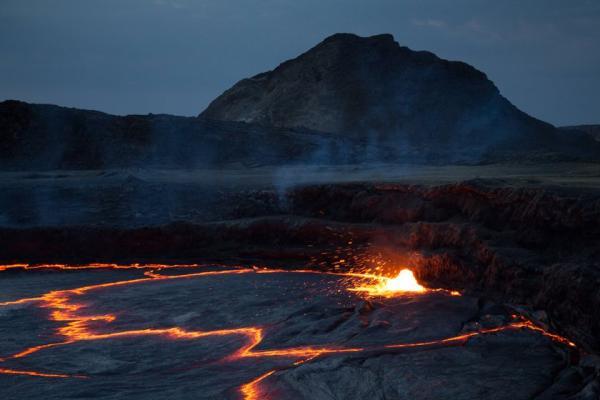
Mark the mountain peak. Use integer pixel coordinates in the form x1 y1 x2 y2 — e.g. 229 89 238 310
320 32 395 44
200 33 564 159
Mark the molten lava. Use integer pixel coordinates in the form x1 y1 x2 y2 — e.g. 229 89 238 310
350 268 427 297
0 263 577 400
0 367 74 378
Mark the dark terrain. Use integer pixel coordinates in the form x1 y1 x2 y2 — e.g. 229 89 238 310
562 125 600 142
0 264 591 399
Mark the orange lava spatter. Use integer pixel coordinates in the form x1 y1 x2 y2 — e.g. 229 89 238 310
0 264 576 399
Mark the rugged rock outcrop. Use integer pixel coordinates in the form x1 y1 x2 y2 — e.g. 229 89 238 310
202 33 600 162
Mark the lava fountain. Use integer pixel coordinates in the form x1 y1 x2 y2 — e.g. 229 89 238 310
349 268 427 297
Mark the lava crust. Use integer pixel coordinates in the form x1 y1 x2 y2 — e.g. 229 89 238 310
0 264 590 399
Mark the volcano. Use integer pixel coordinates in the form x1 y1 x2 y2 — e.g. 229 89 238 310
1 32 600 400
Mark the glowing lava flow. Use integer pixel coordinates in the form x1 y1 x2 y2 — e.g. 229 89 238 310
0 263 201 272
0 367 73 378
240 370 276 400
0 297 43 307
0 264 576 400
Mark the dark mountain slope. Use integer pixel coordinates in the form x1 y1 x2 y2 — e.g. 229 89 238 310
561 125 600 141
0 100 356 170
202 33 599 162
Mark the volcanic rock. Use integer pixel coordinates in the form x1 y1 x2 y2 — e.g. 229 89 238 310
201 33 600 162
0 100 349 170
561 124 600 141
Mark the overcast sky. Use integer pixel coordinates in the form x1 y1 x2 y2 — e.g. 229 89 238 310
1 0 599 126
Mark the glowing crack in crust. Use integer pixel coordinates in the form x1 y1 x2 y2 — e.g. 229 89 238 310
0 264 576 400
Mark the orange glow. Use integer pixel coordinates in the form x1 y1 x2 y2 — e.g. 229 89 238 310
0 264 29 271
0 263 201 272
0 263 577 400
240 370 275 400
0 367 76 378
0 297 43 307
349 268 427 297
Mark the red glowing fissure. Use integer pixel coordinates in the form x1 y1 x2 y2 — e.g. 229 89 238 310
0 264 576 400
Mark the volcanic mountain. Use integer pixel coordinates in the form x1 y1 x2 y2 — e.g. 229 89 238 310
202 33 599 162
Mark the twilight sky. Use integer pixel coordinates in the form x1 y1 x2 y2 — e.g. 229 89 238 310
1 0 598 126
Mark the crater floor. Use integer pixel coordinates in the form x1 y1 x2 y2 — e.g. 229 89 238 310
0 264 585 400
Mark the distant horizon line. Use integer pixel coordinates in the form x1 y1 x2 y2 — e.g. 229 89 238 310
2 97 597 128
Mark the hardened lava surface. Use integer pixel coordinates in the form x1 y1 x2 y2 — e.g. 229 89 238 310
0 264 593 400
